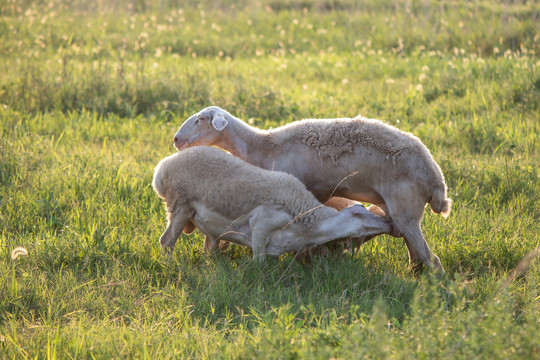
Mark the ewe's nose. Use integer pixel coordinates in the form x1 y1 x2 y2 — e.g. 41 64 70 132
173 135 186 151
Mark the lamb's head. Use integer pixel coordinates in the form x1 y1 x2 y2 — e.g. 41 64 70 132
343 204 395 235
173 106 231 151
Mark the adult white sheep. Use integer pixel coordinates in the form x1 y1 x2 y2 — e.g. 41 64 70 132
152 146 394 260
172 106 452 270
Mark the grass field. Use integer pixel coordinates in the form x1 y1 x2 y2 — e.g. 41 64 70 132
1 0 539 358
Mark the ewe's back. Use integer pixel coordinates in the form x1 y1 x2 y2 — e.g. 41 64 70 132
270 117 428 160
268 116 446 189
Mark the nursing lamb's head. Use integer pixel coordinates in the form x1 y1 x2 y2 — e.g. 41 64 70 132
173 106 230 151
343 204 397 236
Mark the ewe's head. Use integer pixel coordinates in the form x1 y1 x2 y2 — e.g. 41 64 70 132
173 106 230 151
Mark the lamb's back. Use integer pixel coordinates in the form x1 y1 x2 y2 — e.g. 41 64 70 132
158 147 333 225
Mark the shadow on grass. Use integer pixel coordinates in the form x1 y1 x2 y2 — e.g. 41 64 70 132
169 248 420 329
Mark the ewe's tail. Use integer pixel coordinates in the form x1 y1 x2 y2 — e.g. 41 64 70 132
430 186 452 218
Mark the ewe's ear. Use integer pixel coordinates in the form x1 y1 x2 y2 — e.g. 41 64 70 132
211 114 229 131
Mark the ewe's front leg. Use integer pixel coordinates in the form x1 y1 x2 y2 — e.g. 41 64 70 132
160 207 194 252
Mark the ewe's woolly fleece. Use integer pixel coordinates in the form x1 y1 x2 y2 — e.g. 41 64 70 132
269 116 431 163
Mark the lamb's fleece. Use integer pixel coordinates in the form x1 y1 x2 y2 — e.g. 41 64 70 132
152 146 336 227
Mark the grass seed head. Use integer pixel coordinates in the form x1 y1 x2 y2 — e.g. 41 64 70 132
11 246 28 260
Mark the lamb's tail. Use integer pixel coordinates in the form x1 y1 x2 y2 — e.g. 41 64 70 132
430 186 452 218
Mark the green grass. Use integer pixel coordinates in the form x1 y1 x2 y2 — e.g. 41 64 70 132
1 0 539 358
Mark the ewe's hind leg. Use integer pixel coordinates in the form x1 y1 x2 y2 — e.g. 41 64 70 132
367 203 420 265
399 223 442 271
385 197 443 271
160 207 193 251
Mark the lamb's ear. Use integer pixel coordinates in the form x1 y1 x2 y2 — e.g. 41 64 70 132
211 114 229 131
347 204 370 217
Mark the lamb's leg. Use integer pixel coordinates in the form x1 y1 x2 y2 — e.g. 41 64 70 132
160 206 194 252
249 207 292 262
204 236 220 254
203 236 230 254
